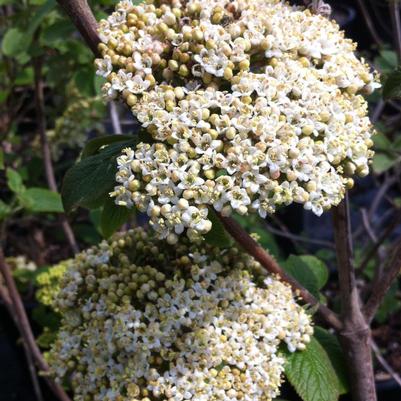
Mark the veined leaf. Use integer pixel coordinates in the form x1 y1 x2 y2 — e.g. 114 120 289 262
100 196 134 238
61 139 137 213
20 188 64 213
282 254 328 298
372 153 398 174
2 28 29 57
298 255 329 290
285 338 341 401
6 169 26 194
204 209 232 248
81 134 135 159
314 327 350 395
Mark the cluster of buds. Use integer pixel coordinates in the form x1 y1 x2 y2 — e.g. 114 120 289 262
95 0 380 241
48 227 312 401
36 260 71 311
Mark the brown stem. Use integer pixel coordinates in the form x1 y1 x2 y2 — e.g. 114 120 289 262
371 340 401 388
0 283 44 401
363 239 401 323
0 248 72 401
390 0 401 61
358 210 401 273
355 0 383 47
332 198 377 401
23 338 46 401
264 219 335 249
218 213 343 331
56 0 101 56
110 102 122 134
33 57 79 255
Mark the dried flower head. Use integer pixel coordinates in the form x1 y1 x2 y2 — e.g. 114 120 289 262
49 227 312 401
95 0 380 241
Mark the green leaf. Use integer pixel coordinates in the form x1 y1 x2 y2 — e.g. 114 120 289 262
42 19 75 46
0 200 12 221
252 227 280 259
29 0 56 36
32 304 60 331
373 132 392 152
1 1 55 57
297 255 329 289
100 196 133 238
74 67 96 96
81 135 135 159
314 327 350 395
61 139 136 212
94 74 106 96
372 153 398 174
15 67 34 86
19 188 64 213
375 50 398 74
383 68 401 100
6 169 25 194
89 208 103 235
282 255 323 298
285 337 341 401
2 28 30 57
204 209 232 248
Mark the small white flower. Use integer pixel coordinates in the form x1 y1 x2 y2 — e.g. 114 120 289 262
126 75 151 94
95 56 112 78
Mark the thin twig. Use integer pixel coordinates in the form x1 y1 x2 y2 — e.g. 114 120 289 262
33 57 79 255
264 220 335 249
268 214 299 249
23 339 45 401
368 0 392 36
109 102 122 134
358 210 401 273
363 239 401 323
0 283 44 401
0 248 72 401
368 177 396 220
355 0 383 47
371 99 385 124
389 0 401 61
371 340 401 388
218 213 343 331
362 208 378 244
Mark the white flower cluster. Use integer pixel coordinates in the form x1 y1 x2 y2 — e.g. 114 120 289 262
95 0 380 241
49 228 312 401
6 255 37 273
